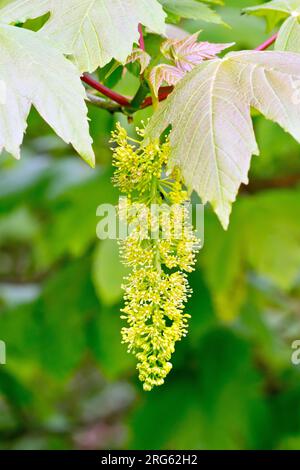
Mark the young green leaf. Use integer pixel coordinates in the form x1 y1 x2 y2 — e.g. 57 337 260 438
145 50 300 228
0 24 94 165
0 0 166 73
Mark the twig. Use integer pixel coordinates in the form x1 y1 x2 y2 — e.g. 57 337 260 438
86 92 122 113
81 73 131 107
255 33 278 51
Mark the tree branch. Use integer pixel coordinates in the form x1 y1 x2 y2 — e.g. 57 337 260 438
81 33 279 112
86 92 122 113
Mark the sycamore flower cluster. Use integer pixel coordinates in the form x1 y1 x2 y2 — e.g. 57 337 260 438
111 123 200 391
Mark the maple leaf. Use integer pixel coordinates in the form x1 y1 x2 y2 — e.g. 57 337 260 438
0 0 166 73
0 24 94 165
244 0 300 31
245 1 300 54
146 51 300 229
159 0 224 25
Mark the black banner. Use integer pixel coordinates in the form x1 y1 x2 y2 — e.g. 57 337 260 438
0 450 299 465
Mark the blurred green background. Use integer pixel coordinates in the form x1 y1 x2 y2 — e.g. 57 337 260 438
1 0 300 450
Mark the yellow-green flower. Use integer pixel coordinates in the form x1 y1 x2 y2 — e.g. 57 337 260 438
111 123 200 391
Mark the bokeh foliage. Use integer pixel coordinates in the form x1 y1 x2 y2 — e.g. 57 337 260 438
0 0 300 450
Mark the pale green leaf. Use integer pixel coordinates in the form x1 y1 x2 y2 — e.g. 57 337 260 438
201 189 300 320
244 190 300 291
0 0 166 73
0 207 39 243
88 307 135 380
202 0 224 4
244 0 300 31
0 0 12 6
201 206 247 321
159 0 224 24
146 50 300 228
0 24 94 165
92 239 128 306
275 15 300 51
0 0 49 22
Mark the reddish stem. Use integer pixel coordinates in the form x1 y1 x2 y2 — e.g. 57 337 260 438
138 23 145 51
81 73 131 107
141 86 173 109
255 33 278 51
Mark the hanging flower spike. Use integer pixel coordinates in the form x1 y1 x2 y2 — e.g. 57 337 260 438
111 124 201 391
